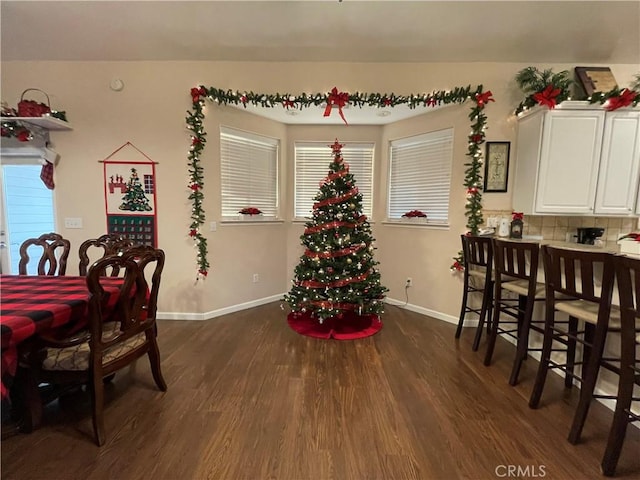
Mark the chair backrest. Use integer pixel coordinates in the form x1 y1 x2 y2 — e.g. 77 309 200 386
492 238 540 284
613 254 640 337
18 232 70 276
541 245 615 305
120 245 165 323
461 235 493 270
86 254 149 352
78 234 134 276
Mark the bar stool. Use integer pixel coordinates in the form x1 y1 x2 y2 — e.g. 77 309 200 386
601 254 640 477
529 245 620 446
455 235 494 351
484 239 547 385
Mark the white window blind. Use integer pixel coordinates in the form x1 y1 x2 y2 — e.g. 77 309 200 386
294 142 374 219
220 127 279 218
388 128 453 223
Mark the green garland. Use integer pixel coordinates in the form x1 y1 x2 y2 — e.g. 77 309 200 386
186 85 491 278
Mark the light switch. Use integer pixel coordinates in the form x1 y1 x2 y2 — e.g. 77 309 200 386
64 217 83 229
210 221 217 231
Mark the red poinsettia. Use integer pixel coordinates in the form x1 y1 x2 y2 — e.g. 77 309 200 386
239 207 262 215
605 89 638 111
532 85 562 109
402 210 427 218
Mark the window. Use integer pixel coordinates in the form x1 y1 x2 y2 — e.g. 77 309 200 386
220 127 279 218
143 174 154 194
388 129 453 224
1 158 55 274
294 142 374 219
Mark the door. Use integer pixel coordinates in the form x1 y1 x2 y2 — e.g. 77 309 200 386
0 156 56 274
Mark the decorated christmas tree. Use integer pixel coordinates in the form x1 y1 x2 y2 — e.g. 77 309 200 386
119 168 152 212
284 140 388 326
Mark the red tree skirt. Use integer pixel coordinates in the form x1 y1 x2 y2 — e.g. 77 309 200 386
287 310 382 340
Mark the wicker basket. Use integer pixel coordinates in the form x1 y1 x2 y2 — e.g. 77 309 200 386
17 89 51 117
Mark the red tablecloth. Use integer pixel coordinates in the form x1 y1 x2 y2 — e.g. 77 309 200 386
0 275 123 401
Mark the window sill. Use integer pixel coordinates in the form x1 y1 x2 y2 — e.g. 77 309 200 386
220 217 285 225
381 219 450 229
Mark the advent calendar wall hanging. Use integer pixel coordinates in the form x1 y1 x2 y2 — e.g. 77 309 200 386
100 142 158 247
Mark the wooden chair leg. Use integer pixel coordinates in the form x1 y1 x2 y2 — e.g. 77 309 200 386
147 337 167 392
483 291 501 366
90 373 106 446
455 277 471 339
529 308 556 409
565 316 578 388
568 323 608 445
601 367 635 476
472 280 493 351
509 296 533 386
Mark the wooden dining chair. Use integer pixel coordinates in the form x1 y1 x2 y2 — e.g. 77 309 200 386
24 251 167 446
455 235 494 351
601 254 640 477
18 232 71 276
484 239 548 385
78 233 134 276
529 245 620 445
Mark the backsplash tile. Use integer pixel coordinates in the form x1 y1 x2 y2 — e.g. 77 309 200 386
483 211 640 249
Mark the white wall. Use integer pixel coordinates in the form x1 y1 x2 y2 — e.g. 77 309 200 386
1 61 638 319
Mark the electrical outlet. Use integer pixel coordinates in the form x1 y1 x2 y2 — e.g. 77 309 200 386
406 277 412 287
253 273 259 283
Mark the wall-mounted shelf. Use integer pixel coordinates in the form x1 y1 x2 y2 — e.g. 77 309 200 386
0 116 72 131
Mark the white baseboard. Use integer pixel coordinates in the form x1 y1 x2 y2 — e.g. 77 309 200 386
157 293 285 321
384 297 461 325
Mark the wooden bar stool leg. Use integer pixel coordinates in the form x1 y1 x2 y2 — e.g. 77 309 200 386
509 295 532 385
483 293 501 366
568 322 609 444
472 279 493 351
529 305 556 409
565 316 578 388
455 275 471 339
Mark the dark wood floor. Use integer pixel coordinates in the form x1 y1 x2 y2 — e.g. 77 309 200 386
2 303 639 480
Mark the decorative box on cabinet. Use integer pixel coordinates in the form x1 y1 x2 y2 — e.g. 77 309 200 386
512 102 640 216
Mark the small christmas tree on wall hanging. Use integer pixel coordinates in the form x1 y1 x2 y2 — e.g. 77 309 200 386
284 140 388 339
119 168 152 212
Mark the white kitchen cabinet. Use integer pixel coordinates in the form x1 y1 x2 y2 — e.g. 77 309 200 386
512 102 640 216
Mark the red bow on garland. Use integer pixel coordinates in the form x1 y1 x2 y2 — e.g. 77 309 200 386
606 89 638 111
191 86 207 104
532 85 562 109
475 91 495 107
324 87 349 125
512 211 524 221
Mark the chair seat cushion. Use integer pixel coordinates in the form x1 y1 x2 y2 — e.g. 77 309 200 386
555 300 621 326
42 324 146 371
503 279 546 298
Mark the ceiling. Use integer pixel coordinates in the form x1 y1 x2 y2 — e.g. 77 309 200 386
2 0 639 124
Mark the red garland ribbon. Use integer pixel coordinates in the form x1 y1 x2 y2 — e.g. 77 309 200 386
475 91 495 108
304 243 365 259
298 271 369 288
304 217 366 234
313 187 358 209
532 84 561 109
324 87 349 125
307 300 360 310
606 89 637 111
320 167 350 186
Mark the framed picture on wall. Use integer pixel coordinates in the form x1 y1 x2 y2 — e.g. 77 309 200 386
484 141 510 193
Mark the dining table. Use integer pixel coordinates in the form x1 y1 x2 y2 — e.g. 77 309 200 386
0 274 124 423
